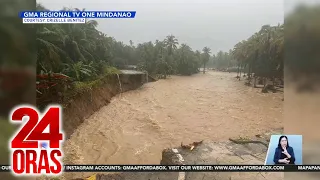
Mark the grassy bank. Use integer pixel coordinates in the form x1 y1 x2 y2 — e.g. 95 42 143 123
37 66 122 109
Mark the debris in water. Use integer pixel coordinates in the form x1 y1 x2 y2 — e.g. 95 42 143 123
181 140 203 151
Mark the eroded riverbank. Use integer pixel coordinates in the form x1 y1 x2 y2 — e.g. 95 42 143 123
63 71 283 174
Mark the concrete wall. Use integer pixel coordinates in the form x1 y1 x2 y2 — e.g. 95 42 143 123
119 73 147 91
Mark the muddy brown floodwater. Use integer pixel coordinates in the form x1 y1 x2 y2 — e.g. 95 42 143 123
63 71 283 166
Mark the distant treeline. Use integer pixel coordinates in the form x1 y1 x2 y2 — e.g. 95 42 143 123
36 2 286 94
36 4 214 81
211 24 283 81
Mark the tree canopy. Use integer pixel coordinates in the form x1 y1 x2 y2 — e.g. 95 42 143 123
210 23 284 86
36 3 285 95
36 4 209 81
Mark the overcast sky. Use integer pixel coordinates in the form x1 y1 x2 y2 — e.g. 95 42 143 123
37 0 310 53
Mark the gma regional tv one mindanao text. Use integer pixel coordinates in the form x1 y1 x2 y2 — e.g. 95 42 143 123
20 11 136 24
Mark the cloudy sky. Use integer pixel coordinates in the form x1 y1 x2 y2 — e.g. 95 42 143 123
37 0 306 53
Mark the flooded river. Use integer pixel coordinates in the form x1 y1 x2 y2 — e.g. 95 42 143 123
63 71 283 165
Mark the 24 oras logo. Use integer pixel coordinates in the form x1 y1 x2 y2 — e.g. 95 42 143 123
9 105 64 176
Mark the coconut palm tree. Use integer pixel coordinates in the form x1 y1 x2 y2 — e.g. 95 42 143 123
202 47 211 74
36 3 226 90
230 24 283 90
164 34 179 55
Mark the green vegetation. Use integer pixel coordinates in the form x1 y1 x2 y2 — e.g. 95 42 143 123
36 4 207 79
36 2 287 96
71 67 121 94
233 24 283 86
284 5 320 92
211 24 284 88
211 50 237 70
201 47 211 74
36 4 214 105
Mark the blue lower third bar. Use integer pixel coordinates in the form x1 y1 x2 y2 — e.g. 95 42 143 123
19 11 136 18
22 18 86 24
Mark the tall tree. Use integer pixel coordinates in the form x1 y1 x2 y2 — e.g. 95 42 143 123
202 47 211 74
164 35 179 55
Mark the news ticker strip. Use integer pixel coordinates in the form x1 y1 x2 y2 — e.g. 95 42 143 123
1 165 320 172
